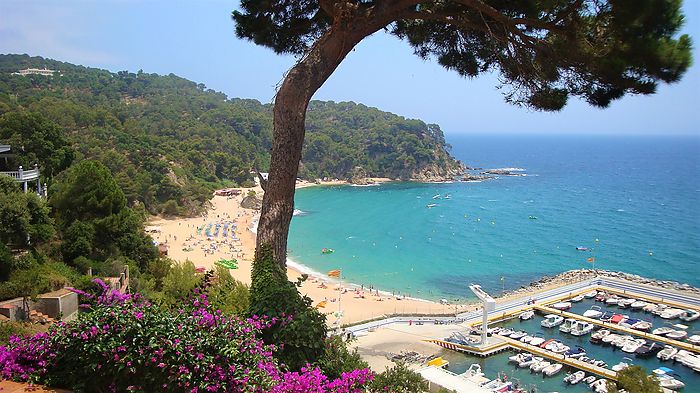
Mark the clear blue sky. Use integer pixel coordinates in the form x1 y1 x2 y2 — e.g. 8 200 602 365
1 0 698 136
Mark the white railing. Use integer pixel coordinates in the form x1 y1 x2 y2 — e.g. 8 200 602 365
0 166 40 181
0 171 20 179
0 144 10 153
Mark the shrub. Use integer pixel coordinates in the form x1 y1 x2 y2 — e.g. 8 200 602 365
0 278 373 393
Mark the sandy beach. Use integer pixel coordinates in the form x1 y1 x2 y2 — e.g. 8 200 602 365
148 180 462 326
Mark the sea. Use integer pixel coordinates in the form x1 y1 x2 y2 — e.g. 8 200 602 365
288 134 700 302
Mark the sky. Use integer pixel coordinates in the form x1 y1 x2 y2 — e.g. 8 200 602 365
1 0 699 136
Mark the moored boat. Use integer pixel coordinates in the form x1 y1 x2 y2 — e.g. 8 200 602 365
530 360 550 373
571 321 595 336
635 342 663 358
657 345 678 361
680 309 700 322
582 375 597 385
542 363 563 376
564 346 586 358
583 306 603 319
621 338 646 353
590 378 609 393
611 357 633 372
660 308 685 319
666 329 688 340
570 294 585 302
687 334 700 345
630 300 648 309
559 318 576 333
551 301 572 310
509 330 528 340
564 370 585 385
541 314 564 328
631 320 652 331
583 290 598 299
652 326 675 336
519 310 534 320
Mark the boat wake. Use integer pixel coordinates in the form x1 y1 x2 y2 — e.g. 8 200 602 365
293 209 309 216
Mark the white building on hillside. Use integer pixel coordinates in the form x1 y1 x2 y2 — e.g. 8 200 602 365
11 68 56 76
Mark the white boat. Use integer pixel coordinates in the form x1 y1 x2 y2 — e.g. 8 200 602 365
660 308 685 319
602 333 621 345
530 360 550 373
605 296 621 305
509 330 528 340
498 328 514 336
547 341 570 354
643 303 658 312
674 350 700 368
631 320 652 331
519 335 533 343
570 321 594 336
652 327 675 336
583 375 597 385
621 338 646 353
518 355 541 368
680 309 700 322
426 203 437 208
565 370 585 385
432 194 441 199
583 290 598 299
519 310 534 320
551 301 572 310
583 306 603 319
541 314 564 328
657 345 678 361
618 298 636 308
461 364 485 379
687 334 700 345
611 357 633 372
542 363 563 376
630 300 648 309
559 318 576 333
590 379 609 393
666 329 688 340
528 335 546 347
591 329 610 342
650 303 668 315
508 352 527 364
570 294 585 302
611 335 629 348
653 367 685 390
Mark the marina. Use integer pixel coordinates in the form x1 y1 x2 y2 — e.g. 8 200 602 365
350 275 700 392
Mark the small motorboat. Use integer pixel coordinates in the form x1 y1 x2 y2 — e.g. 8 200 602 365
605 296 621 305
583 290 598 299
599 312 615 322
519 335 533 343
518 355 541 368
618 317 640 329
551 301 572 310
583 306 603 319
571 321 595 336
548 341 570 354
488 327 503 335
530 360 550 373
660 308 685 319
611 357 633 372
595 292 608 302
610 314 627 324
426 203 438 208
652 326 675 336
508 352 528 364
673 349 700 368
583 375 597 385
687 334 700 345
618 298 636 308
666 329 688 340
592 360 608 368
643 302 660 312
321 248 335 254
559 318 576 333
651 304 669 316
564 346 586 358
657 345 678 361
631 320 652 331
509 330 528 340
498 328 515 336
680 309 700 322
590 378 609 393
635 342 663 358
611 335 629 348
519 310 534 320
630 300 648 309
539 338 556 349
601 333 621 346
529 334 546 347
653 367 686 390
570 294 585 302
541 314 564 328
542 363 563 376
575 246 589 251
590 329 610 344
621 338 646 353
565 370 585 385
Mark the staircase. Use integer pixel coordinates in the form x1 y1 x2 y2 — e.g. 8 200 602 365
28 309 55 325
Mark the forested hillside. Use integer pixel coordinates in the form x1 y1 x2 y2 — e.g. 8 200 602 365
0 54 461 214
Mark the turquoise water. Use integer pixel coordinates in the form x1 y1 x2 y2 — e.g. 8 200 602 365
288 135 700 300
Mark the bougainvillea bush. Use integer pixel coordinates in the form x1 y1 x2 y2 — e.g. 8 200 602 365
0 279 372 392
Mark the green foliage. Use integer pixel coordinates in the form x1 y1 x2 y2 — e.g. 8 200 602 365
368 363 428 393
0 111 74 178
207 265 250 315
234 1 691 111
0 54 460 214
249 244 327 370
0 258 78 301
608 366 662 393
317 335 369 380
160 260 200 305
49 160 157 270
0 321 47 345
0 176 54 248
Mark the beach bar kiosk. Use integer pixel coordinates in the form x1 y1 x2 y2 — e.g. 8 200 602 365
469 284 496 344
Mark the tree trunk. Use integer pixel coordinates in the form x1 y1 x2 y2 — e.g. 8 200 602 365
254 22 381 269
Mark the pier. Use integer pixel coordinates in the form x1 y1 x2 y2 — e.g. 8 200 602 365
534 304 700 353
